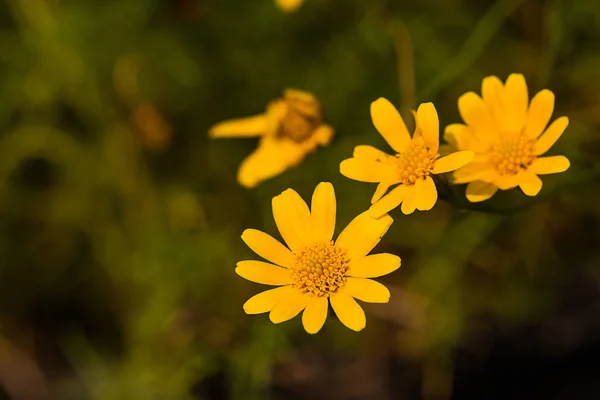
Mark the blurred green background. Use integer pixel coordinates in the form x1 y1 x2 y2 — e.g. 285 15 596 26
0 0 599 399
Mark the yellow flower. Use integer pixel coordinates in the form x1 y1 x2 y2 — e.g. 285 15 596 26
340 98 474 216
237 182 400 334
209 89 334 188
445 74 571 202
275 0 304 13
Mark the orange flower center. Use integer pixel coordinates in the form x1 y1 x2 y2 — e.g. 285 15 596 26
489 134 535 176
393 137 438 185
277 91 323 143
291 242 350 297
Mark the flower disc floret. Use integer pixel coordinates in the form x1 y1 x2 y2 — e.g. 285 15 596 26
291 242 350 297
393 137 439 185
489 134 535 176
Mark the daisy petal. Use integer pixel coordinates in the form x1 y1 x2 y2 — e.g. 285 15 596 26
400 185 417 215
330 293 366 331
504 73 529 133
533 116 569 155
311 182 336 243
416 102 439 151
236 261 292 285
272 189 312 252
529 156 570 175
311 124 335 146
444 124 475 150
238 138 305 188
370 98 411 152
353 145 389 161
465 181 498 203
349 253 401 278
414 176 438 211
524 90 555 139
344 277 390 303
241 229 295 268
243 286 294 314
482 75 507 126
518 171 543 196
336 211 393 260
458 92 495 133
494 173 522 190
453 163 496 184
302 296 328 334
209 114 267 138
432 151 474 174
269 291 310 324
371 181 393 204
368 185 407 218
339 158 396 183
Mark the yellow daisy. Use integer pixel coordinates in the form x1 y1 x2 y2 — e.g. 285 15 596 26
445 73 571 202
275 0 304 13
237 182 400 334
209 89 334 188
339 98 474 216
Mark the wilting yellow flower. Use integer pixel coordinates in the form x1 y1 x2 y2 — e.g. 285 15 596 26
340 99 474 216
209 89 333 188
445 74 570 202
237 182 400 333
275 0 304 13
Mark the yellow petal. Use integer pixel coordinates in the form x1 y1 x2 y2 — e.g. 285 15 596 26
368 184 406 218
243 286 294 314
311 124 335 146
272 189 312 253
504 73 529 133
269 290 309 323
339 158 396 183
532 116 569 155
528 155 570 175
432 150 474 174
444 124 473 150
349 253 401 278
241 229 295 269
453 163 496 184
371 181 393 204
482 75 507 127
237 138 305 188
236 260 292 285
465 181 498 203
275 0 304 13
458 92 495 133
336 211 393 260
301 296 328 334
400 185 417 215
209 114 267 138
310 182 336 243
370 98 411 152
518 171 543 196
353 145 389 161
494 173 522 190
414 176 438 211
524 89 555 139
344 277 390 303
416 102 439 151
330 293 366 331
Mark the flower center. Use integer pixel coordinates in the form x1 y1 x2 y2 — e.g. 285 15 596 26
489 134 535 176
393 137 438 185
291 242 350 297
277 90 323 143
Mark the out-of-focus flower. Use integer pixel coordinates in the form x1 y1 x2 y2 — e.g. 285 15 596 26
209 89 334 188
340 99 473 216
445 74 570 202
275 0 304 14
237 182 400 333
132 102 172 150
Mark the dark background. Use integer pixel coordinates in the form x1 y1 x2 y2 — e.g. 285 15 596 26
0 0 599 399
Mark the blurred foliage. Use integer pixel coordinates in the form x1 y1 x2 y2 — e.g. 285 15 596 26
0 0 599 399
